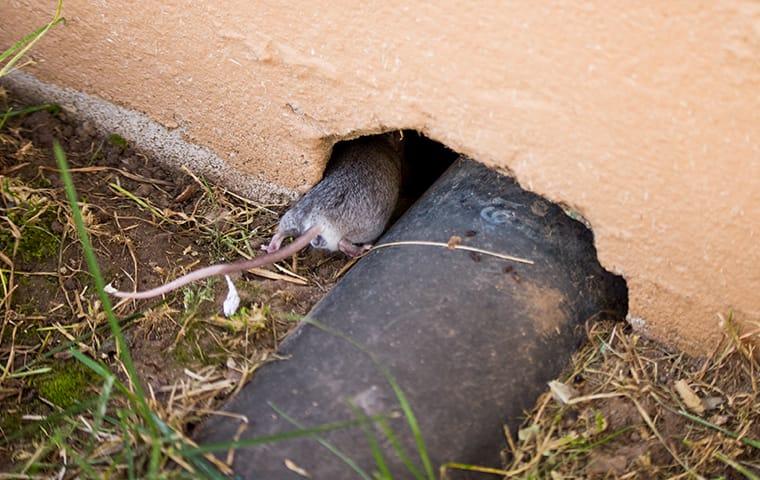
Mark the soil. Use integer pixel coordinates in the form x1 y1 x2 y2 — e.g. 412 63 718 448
0 94 347 468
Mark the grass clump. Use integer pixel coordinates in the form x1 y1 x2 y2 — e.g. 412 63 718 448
0 100 347 476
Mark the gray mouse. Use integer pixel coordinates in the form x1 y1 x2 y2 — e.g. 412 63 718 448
266 133 402 257
106 133 402 300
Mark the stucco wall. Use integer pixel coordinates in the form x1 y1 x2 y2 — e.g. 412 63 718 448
2 1 758 353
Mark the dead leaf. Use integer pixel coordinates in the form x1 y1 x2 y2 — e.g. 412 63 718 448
674 379 704 414
174 183 199 203
447 235 462 249
518 424 540 442
710 414 729 426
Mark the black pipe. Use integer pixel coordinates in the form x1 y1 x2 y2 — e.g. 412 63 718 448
195 157 627 479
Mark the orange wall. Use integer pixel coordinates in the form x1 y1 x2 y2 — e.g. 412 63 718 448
2 1 759 353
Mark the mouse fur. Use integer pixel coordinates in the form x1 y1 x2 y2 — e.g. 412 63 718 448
266 133 402 256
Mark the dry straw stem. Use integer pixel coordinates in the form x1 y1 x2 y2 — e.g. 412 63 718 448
371 240 534 265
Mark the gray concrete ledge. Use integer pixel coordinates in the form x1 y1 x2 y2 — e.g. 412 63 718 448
1 71 294 203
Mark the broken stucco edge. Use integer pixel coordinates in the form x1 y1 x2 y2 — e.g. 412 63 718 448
0 71 296 203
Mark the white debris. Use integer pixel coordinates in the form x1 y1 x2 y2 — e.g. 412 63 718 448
222 275 240 317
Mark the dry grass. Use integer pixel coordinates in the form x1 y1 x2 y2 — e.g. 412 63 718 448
490 317 760 479
0 101 346 477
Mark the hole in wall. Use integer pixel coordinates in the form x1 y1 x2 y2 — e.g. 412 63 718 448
326 130 458 222
327 129 628 320
398 130 459 212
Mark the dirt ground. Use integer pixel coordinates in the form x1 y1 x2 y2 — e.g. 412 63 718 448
1 91 758 478
0 91 347 473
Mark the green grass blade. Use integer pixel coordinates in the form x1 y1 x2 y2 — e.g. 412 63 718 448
55 143 149 402
713 451 760 480
0 0 64 78
109 182 166 219
0 24 49 64
8 366 52 378
183 414 391 455
69 348 114 379
302 318 435 479
383 370 434 479
2 103 60 119
0 109 11 131
0 398 98 446
10 312 142 377
92 374 115 439
348 403 392 480
377 418 425 480
270 402 373 480
678 409 760 449
183 455 228 480
575 426 633 452
141 411 227 480
116 409 137 480
54 141 164 477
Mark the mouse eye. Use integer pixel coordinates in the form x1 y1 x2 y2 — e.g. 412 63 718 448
310 235 326 249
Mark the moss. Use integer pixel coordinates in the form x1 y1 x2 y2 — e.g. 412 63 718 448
18 224 58 262
0 209 59 263
34 362 96 409
171 330 198 365
30 175 53 189
171 326 208 365
107 133 128 149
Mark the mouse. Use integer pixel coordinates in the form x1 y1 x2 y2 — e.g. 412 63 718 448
105 133 402 301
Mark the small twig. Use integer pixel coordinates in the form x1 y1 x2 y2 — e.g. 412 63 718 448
370 240 534 265
40 165 173 187
247 267 307 285
565 391 625 405
441 462 508 477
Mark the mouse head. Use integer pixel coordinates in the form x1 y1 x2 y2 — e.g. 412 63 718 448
273 208 328 251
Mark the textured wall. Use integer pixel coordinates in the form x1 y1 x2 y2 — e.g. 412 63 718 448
2 0 759 353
